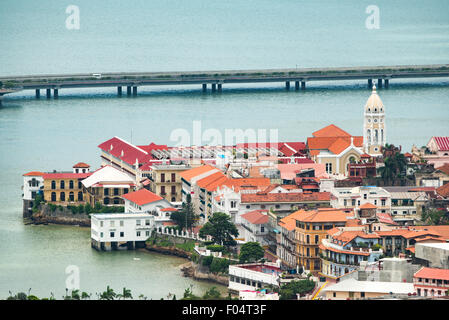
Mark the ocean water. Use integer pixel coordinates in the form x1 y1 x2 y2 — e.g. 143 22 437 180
0 0 448 298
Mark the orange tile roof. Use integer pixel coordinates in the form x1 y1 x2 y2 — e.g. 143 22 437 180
241 210 269 225
345 219 361 227
73 162 90 168
23 171 44 176
121 188 163 205
241 192 331 204
279 210 304 231
307 136 363 156
333 230 379 246
436 183 449 198
319 243 370 256
179 165 217 182
414 267 449 281
437 163 449 175
223 177 271 191
293 208 350 223
359 203 377 209
312 124 351 138
197 171 229 192
411 226 449 241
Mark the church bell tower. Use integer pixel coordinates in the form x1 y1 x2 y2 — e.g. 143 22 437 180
363 84 386 156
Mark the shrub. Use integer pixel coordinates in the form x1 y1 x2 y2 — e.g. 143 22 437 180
372 244 382 251
209 258 230 274
206 244 224 252
202 255 213 267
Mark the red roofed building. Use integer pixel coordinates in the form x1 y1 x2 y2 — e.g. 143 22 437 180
241 210 270 244
73 162 90 173
414 267 449 297
306 124 364 176
424 136 449 169
43 170 92 205
122 188 172 213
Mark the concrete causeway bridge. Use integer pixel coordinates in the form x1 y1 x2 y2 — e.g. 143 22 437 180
0 64 448 103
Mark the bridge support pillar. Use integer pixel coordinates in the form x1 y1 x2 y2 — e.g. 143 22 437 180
295 81 300 90
46 89 51 98
301 81 306 90
384 79 389 88
35 89 40 99
285 81 290 90
133 86 137 96
127 86 131 96
217 84 222 92
368 79 373 89
211 83 216 92
377 79 383 88
117 86 122 96
54 89 58 99
202 83 207 92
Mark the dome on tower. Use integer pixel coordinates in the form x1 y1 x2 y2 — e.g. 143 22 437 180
364 84 384 113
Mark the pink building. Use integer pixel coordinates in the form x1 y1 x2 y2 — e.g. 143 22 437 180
413 267 449 297
425 136 449 169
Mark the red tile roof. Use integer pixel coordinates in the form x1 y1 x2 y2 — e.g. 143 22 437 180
122 188 163 205
197 171 228 192
414 267 449 281
241 210 269 225
241 192 331 204
359 203 377 209
376 212 398 225
73 162 90 168
23 171 44 176
436 183 449 198
160 207 178 212
98 137 154 167
436 163 449 176
42 172 92 179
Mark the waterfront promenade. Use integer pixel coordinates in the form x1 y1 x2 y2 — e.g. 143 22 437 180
1 64 449 101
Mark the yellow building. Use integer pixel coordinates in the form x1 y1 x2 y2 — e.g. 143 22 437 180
147 162 191 203
294 208 350 273
43 172 91 205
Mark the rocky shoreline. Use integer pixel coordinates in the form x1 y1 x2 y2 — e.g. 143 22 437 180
26 204 91 227
144 245 229 286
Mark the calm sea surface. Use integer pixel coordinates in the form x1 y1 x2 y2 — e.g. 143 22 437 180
0 0 448 298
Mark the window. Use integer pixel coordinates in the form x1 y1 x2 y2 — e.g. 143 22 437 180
161 186 166 195
78 191 83 201
315 235 319 244
275 204 280 209
110 232 115 238
78 181 82 189
171 186 176 194
161 173 165 182
352 199 356 206
104 188 109 196
136 220 141 226
110 221 115 227
363 194 367 200
124 188 129 194
344 199 347 206
326 163 332 174
261 226 265 233
100 221 103 227
146 231 150 237
231 201 237 208
60 192 65 201
114 188 119 196
136 231 141 237
120 220 124 227
69 192 74 201
51 192 56 201
261 205 266 209
120 232 124 237
69 180 74 189
171 173 176 182
381 199 386 206
374 200 377 205
361 292 365 298
246 205 250 209
104 197 110 205
100 232 103 238
145 219 150 226
60 180 65 189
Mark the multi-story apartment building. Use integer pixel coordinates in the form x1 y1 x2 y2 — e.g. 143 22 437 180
414 267 449 297
277 210 303 269
294 208 351 273
22 171 44 216
319 228 383 281
240 210 270 245
385 189 428 225
43 170 91 205
147 161 191 203
331 185 391 215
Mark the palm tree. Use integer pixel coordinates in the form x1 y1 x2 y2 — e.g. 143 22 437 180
99 286 116 300
118 287 132 300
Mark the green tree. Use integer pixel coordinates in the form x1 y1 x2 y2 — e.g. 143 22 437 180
117 287 133 300
279 279 315 300
199 212 239 246
170 194 198 231
239 242 265 263
202 287 222 300
421 209 449 225
99 285 116 300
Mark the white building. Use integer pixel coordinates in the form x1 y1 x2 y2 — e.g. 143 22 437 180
331 186 391 214
363 84 386 156
228 262 282 293
91 212 155 251
240 210 270 245
22 171 45 217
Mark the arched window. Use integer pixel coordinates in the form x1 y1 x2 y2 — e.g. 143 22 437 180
367 129 371 145
51 192 56 201
78 191 83 201
60 180 65 189
69 180 74 189
113 197 121 205
374 129 378 144
104 197 110 205
381 129 384 144
69 192 74 202
51 180 56 190
60 192 65 202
